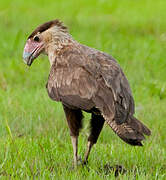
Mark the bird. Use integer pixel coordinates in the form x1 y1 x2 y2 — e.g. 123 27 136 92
23 19 151 166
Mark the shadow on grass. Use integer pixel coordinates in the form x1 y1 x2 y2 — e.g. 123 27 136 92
69 162 127 178
97 163 127 177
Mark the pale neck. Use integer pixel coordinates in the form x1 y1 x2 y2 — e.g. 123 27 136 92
47 35 75 66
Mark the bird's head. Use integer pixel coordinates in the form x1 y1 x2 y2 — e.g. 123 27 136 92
23 19 68 66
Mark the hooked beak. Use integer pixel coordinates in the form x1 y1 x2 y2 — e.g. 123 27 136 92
23 39 44 66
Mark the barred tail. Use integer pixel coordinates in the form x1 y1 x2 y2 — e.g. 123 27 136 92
104 114 151 146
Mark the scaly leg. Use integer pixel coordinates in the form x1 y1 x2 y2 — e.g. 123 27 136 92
63 104 83 166
84 141 94 164
71 136 78 166
84 113 105 164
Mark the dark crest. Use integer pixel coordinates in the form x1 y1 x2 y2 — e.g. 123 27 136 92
28 19 68 39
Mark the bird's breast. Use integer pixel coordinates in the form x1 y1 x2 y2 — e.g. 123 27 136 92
46 65 98 109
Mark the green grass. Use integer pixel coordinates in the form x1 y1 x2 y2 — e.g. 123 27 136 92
0 0 166 179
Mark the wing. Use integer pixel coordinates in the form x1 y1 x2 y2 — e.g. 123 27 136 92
78 45 135 123
79 46 151 145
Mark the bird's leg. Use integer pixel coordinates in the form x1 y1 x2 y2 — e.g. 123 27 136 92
84 140 94 164
83 113 105 164
71 136 78 166
63 104 83 167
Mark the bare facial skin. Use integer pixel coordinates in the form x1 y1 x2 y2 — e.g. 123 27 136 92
23 36 44 66
23 20 69 66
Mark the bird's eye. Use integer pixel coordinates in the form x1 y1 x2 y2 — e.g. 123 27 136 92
34 36 40 42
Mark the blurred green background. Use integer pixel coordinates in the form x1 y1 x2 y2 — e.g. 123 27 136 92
0 0 166 179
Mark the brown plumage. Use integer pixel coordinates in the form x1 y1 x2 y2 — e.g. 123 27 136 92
23 19 151 165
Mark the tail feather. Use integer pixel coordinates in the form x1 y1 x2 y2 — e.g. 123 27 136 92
104 114 151 146
128 116 151 136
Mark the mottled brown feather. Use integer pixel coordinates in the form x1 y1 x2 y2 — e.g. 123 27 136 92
45 33 151 146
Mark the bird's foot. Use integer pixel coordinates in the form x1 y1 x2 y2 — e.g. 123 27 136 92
72 156 88 168
82 159 88 166
76 156 84 166
72 156 83 168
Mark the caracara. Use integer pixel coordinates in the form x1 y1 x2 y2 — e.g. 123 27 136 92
23 20 151 166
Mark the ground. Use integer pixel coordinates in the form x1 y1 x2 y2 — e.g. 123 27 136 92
0 0 166 179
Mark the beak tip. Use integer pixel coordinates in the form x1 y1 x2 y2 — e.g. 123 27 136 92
23 52 32 65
